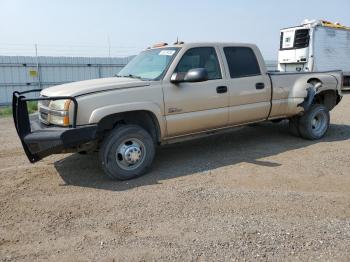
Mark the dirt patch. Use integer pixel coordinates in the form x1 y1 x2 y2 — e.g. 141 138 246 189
1 94 350 261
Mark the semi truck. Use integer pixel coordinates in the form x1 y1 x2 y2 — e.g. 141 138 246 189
278 19 350 89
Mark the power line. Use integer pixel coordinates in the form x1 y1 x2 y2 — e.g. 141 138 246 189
0 43 145 57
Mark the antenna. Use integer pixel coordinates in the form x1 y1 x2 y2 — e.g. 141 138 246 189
174 36 184 45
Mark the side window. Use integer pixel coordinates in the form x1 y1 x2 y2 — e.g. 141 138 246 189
223 47 261 78
175 47 222 80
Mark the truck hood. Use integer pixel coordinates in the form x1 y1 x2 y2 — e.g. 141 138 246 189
40 77 150 97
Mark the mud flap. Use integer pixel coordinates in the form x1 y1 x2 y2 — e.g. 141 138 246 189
298 86 316 113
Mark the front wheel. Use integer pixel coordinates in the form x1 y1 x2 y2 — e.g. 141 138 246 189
99 125 155 180
297 104 330 140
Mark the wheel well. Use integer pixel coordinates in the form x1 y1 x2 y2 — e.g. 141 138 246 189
97 110 160 143
307 78 322 85
314 90 340 111
307 78 341 111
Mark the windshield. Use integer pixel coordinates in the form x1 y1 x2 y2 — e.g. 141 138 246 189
117 47 180 80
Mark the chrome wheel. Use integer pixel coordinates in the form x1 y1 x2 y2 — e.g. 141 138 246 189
116 138 146 171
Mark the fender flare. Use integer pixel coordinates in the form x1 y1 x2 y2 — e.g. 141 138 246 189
298 86 316 112
88 102 166 138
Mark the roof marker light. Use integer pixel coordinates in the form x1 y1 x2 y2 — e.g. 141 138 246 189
152 42 168 48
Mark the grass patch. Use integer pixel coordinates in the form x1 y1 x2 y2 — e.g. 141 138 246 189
0 106 12 118
27 101 38 114
0 101 38 118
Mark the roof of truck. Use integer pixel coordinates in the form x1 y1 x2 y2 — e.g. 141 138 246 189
281 19 350 31
148 42 257 50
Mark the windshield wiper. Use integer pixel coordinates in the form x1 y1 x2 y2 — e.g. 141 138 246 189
116 74 142 79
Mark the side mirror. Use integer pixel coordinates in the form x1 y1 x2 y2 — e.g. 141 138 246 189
170 68 208 84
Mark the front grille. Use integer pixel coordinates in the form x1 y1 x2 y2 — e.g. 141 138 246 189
39 97 50 108
39 106 50 124
38 96 50 125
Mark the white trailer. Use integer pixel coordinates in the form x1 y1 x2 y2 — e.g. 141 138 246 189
278 19 350 89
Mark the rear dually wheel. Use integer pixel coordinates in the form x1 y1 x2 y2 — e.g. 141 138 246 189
289 104 330 140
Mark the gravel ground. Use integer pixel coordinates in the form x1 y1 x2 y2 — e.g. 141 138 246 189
1 94 350 261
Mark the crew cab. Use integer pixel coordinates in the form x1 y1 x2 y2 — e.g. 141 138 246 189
12 42 343 180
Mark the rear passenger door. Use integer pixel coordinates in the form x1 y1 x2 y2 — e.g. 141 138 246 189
221 46 271 125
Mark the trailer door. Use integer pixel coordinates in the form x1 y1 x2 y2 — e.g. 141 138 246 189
313 26 350 72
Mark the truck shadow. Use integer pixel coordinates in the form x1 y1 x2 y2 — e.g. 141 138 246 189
54 121 350 191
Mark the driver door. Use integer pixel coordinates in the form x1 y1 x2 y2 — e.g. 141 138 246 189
162 46 229 137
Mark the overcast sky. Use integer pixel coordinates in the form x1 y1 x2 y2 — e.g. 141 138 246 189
1 0 349 59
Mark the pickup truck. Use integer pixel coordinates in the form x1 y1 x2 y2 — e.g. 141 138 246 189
13 42 343 180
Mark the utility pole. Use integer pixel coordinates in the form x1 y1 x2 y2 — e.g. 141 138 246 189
107 35 111 58
35 44 41 90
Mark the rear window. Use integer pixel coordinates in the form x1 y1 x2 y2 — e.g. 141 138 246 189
223 47 261 78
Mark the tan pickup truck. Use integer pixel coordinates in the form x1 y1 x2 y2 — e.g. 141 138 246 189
13 42 343 180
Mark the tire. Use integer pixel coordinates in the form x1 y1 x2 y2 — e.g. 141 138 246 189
99 125 155 180
298 104 330 140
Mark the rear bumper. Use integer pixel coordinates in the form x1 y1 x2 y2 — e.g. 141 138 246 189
13 90 98 163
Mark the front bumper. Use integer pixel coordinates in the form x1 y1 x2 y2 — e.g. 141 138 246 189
13 89 98 163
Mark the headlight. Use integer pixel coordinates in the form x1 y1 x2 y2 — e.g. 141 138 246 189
48 100 71 126
39 99 71 126
49 100 71 111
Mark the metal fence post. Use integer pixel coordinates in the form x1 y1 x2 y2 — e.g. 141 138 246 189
35 44 42 90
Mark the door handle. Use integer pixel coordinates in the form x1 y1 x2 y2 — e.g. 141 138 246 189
255 83 265 89
216 86 227 94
